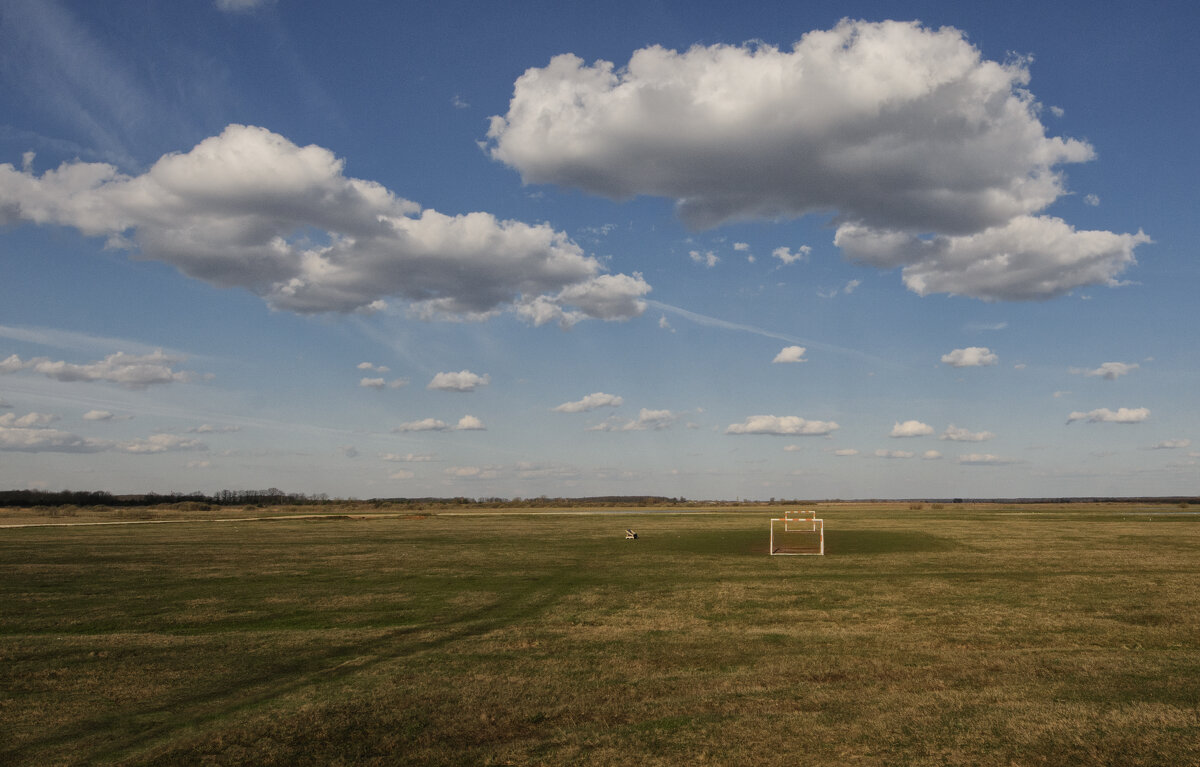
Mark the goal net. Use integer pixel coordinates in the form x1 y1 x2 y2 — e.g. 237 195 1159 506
770 511 824 555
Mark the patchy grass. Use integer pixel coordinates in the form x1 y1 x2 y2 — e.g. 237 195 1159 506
2 505 1199 765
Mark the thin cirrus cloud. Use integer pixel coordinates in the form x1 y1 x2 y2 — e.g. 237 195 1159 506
941 347 998 367
552 392 624 413
1066 407 1150 424
589 408 679 432
957 453 1020 465
360 377 408 389
726 415 839 436
941 424 995 442
486 19 1149 301
0 124 650 324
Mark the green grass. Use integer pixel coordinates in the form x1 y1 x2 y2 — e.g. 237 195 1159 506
2 505 1199 765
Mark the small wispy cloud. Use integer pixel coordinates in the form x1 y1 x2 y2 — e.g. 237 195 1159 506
1070 362 1138 380
890 420 934 438
772 245 811 265
772 346 807 364
553 392 624 413
428 370 489 392
726 415 838 436
1148 439 1191 450
590 408 679 432
1066 407 1150 424
941 424 995 442
941 347 998 367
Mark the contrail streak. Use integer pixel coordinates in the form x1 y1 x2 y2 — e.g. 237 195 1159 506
646 300 889 366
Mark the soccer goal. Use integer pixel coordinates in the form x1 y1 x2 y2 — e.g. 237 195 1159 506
770 511 824 555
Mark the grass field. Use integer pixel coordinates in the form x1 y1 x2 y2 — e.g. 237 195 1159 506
2 503 1199 765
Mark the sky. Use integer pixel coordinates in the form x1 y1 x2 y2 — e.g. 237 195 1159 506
0 0 1197 500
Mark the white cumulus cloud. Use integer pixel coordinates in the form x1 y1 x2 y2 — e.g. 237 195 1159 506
772 246 810 265
485 20 1147 300
837 215 1149 301
890 420 934 438
726 415 838 436
874 449 914 459
1066 407 1150 424
0 411 59 428
772 346 807 364
455 415 486 431
941 347 998 367
0 124 649 322
428 370 490 392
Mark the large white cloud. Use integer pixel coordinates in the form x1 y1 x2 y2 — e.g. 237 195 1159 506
726 415 838 436
486 20 1148 300
836 216 1150 301
0 125 649 322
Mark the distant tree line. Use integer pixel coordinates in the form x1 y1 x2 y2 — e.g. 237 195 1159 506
1 489 1196 509
0 488 332 509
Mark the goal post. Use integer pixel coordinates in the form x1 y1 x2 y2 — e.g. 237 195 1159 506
770 511 824 555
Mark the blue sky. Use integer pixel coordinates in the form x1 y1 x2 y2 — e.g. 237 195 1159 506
1 0 1196 499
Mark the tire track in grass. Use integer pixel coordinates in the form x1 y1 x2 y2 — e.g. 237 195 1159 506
4 561 590 766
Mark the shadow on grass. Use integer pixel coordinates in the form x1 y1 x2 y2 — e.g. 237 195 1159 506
825 529 959 555
666 528 958 556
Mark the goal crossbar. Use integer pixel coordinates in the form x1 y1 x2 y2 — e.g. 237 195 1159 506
770 512 824 555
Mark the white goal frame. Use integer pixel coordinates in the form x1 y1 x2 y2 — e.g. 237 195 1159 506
770 511 824 555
